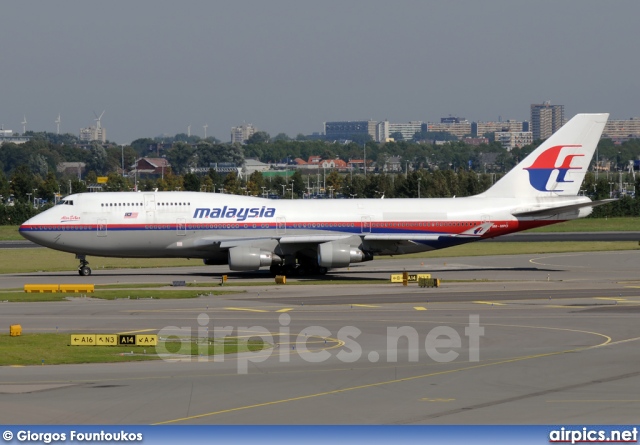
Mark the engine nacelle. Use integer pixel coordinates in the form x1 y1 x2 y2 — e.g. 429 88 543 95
317 242 369 268
228 247 276 271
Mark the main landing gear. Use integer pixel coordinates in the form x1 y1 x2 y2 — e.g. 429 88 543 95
269 256 328 277
76 254 91 276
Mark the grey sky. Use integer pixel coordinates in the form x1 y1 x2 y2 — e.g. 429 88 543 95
1 1 639 144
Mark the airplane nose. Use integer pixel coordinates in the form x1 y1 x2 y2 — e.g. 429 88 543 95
19 217 41 244
19 220 34 241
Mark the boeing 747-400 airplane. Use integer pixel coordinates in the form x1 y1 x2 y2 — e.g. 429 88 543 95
20 113 613 276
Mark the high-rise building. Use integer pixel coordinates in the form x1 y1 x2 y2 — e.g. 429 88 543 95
427 120 472 138
231 123 256 144
530 102 565 140
79 125 106 143
472 120 524 137
602 118 640 139
375 121 389 142
388 121 423 141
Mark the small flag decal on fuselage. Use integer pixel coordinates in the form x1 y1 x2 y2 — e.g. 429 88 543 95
124 212 138 219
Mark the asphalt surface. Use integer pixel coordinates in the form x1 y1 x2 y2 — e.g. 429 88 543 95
1 250 640 424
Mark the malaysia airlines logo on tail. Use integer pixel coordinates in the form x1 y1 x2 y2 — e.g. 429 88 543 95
524 145 584 192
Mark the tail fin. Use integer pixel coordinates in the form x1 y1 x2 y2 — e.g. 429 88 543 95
480 113 609 198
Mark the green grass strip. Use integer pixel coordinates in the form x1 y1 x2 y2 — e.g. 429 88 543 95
0 333 268 366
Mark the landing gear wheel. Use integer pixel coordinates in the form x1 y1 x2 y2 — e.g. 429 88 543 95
76 255 91 276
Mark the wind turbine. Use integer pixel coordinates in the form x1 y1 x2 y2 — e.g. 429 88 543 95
21 115 27 134
55 113 61 134
203 124 208 139
93 110 105 130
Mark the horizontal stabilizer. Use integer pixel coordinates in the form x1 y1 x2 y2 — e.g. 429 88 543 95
511 199 617 217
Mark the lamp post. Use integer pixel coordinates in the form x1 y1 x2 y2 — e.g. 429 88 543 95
363 143 366 179
609 182 614 198
261 186 266 198
33 188 38 208
418 177 421 199
282 184 286 197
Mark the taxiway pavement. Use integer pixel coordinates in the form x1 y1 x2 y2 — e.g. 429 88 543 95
1 250 640 424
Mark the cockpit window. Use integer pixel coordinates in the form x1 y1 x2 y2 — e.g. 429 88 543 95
57 199 74 205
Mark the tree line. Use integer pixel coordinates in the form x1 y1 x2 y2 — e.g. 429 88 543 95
1 131 640 224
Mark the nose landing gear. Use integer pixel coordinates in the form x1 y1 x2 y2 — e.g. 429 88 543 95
76 254 92 276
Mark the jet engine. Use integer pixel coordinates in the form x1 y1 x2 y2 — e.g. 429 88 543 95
228 247 279 271
317 242 371 268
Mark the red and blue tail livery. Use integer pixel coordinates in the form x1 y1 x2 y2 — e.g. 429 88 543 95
524 145 583 192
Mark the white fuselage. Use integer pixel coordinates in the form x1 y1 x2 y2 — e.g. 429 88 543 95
19 191 589 260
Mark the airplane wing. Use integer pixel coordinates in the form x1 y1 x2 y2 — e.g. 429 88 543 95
188 234 356 249
187 222 493 250
511 199 617 218
363 222 493 241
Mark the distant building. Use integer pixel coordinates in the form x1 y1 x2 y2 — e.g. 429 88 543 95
243 158 270 176
427 120 472 138
382 156 402 172
461 137 489 146
324 120 377 141
79 125 106 143
231 123 256 144
132 157 171 177
375 121 389 142
602 118 640 139
293 158 308 166
495 131 533 151
530 102 565 140
0 129 29 145
388 121 423 141
472 120 524 137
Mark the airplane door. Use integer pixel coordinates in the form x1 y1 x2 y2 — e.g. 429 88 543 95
361 216 372 233
276 216 286 235
144 194 156 210
97 219 107 237
144 194 156 221
176 218 186 236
